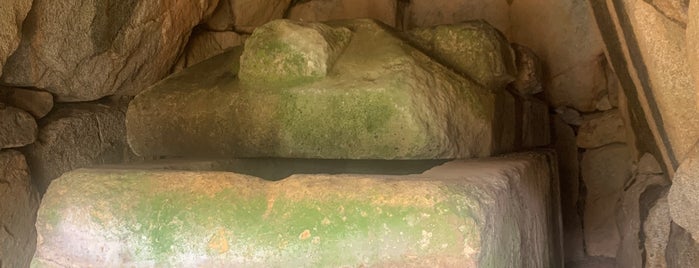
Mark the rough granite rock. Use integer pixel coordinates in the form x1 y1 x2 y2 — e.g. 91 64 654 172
643 0 689 27
287 0 399 28
576 109 627 149
0 150 40 268
406 0 510 34
239 20 353 88
511 43 544 95
668 141 699 239
0 0 32 77
174 31 246 71
128 19 505 159
688 0 699 109
1 0 219 101
581 144 633 257
666 223 699 267
31 152 561 267
0 86 53 118
409 20 516 90
643 190 671 268
204 0 291 32
23 102 133 193
555 106 583 126
638 153 664 174
0 106 37 149
614 174 668 268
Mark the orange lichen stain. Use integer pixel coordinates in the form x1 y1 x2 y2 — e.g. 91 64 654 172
262 196 276 219
299 229 311 240
208 229 230 254
321 217 331 225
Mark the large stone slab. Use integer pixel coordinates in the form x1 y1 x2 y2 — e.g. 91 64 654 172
668 141 699 239
32 152 561 267
0 86 53 118
204 0 291 33
127 19 507 159
0 150 40 268
405 0 510 34
1 0 219 101
174 31 246 71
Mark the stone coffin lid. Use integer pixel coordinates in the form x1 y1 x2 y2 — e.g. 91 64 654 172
126 19 522 160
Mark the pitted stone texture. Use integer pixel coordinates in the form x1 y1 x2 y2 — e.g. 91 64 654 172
0 86 53 118
128 20 506 160
32 152 561 267
288 0 398 28
688 0 699 109
0 0 31 77
239 20 352 88
174 31 246 71
643 190 671 268
0 150 40 268
581 144 633 257
666 223 699 267
0 106 37 149
23 103 133 193
409 20 516 89
204 0 291 32
643 0 689 26
511 43 543 95
576 110 627 149
406 0 510 35
1 0 219 101
669 142 699 239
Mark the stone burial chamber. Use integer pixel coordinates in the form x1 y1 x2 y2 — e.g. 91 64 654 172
30 19 562 267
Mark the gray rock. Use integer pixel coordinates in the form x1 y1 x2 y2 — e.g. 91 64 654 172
643 190 671 268
555 106 583 126
576 109 626 149
0 0 32 77
668 141 699 239
581 144 633 257
0 106 37 149
1 0 219 101
511 43 543 95
23 102 133 193
666 222 699 267
615 174 668 268
204 0 291 32
239 20 353 88
128 20 510 160
0 150 40 268
409 20 516 89
0 86 53 118
638 153 664 174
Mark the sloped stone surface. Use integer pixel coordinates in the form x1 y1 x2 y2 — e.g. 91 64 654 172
1 0 219 101
127 20 505 159
409 20 516 89
32 152 561 267
576 109 627 149
0 150 40 268
24 102 133 193
0 106 37 149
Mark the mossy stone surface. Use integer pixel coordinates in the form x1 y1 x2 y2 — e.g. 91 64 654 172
128 19 503 159
409 20 517 90
31 152 561 267
238 20 352 88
